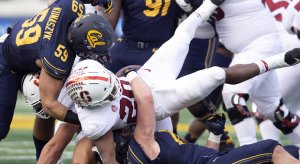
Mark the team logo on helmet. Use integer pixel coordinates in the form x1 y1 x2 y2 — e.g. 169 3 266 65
87 30 106 48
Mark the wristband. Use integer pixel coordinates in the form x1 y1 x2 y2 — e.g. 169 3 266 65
64 110 81 125
126 71 138 83
208 132 221 143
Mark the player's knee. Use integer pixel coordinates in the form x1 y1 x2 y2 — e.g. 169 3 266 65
273 101 300 134
222 93 252 125
259 139 280 153
209 66 226 82
0 123 10 140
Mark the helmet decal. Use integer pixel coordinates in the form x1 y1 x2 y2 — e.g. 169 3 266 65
66 59 122 107
87 30 106 48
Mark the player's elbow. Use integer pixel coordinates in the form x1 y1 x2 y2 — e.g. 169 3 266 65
137 92 153 105
41 99 56 116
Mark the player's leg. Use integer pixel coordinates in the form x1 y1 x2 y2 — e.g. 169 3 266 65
184 41 233 145
176 37 216 137
72 136 99 164
252 103 282 142
33 117 55 160
213 139 300 163
277 65 300 115
252 71 300 146
0 73 22 140
37 122 79 164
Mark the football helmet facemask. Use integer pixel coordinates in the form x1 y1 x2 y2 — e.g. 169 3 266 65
66 59 122 107
68 14 114 65
21 73 50 119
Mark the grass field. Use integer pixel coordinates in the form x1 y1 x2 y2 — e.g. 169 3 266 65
0 94 291 164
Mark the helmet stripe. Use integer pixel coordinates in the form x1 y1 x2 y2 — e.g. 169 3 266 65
66 76 109 88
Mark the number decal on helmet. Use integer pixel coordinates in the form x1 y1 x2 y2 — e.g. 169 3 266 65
80 91 92 103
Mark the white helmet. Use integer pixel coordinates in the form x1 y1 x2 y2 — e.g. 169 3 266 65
66 59 122 107
21 73 50 119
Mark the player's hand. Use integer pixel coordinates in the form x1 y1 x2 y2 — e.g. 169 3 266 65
204 113 226 135
92 0 113 13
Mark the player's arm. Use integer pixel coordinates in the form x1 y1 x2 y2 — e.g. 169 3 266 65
103 0 122 29
39 68 80 124
127 71 160 160
93 130 118 164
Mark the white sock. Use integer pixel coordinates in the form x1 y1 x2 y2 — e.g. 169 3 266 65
255 52 289 74
259 119 281 143
234 117 257 146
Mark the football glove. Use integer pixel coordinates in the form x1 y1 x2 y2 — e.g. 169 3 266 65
204 113 226 135
210 0 225 6
92 0 113 13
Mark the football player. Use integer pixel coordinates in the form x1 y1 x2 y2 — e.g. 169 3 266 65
0 0 113 161
126 66 300 164
21 73 55 160
66 0 300 162
259 0 300 142
102 0 186 132
185 0 300 146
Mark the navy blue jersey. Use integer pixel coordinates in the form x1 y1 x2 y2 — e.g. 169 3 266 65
122 0 182 42
127 130 218 164
2 0 85 79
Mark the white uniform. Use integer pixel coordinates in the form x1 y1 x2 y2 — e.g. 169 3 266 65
195 0 300 146
76 13 227 140
256 0 300 143
212 0 282 121
275 0 300 113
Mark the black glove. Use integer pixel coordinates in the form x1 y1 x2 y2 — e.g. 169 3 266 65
191 0 204 9
210 0 225 6
92 0 113 13
204 113 226 135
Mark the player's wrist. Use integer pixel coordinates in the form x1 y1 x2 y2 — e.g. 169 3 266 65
126 71 138 83
64 110 81 125
208 132 221 143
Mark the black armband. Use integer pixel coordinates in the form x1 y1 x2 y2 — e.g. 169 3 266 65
64 110 81 125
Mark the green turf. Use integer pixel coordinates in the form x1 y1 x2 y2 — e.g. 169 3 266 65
0 95 292 163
